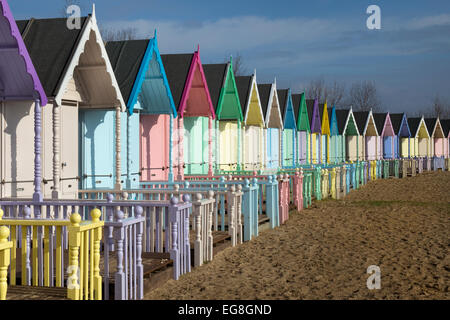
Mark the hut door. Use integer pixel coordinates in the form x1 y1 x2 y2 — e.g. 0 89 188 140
140 114 169 181
383 136 393 158
366 136 376 160
60 104 79 197
400 138 409 157
321 134 327 164
219 121 237 171
183 117 205 175
271 128 279 168
79 109 115 189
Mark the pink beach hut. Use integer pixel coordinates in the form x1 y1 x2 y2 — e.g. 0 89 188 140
373 113 395 159
161 47 216 178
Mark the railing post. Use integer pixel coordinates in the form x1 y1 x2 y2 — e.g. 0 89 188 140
227 185 237 247
331 168 336 199
0 226 12 301
236 184 243 244
169 197 180 280
135 206 144 300
193 193 204 267
299 169 304 209
113 210 126 300
91 209 102 300
67 213 81 300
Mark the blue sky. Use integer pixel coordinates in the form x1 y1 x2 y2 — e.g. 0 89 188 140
9 0 450 114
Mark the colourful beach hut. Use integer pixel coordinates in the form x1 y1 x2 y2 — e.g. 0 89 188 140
389 113 411 158
278 89 297 168
203 59 243 173
425 118 445 157
441 119 450 158
353 111 379 161
373 113 395 159
259 81 282 170
235 73 264 171
327 105 341 164
292 93 310 165
16 6 125 198
161 48 216 177
336 109 359 162
407 117 430 158
0 0 47 200
319 102 330 163
306 98 321 164
106 33 178 185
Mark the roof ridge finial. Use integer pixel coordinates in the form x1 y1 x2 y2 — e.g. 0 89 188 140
154 29 157 41
92 3 96 20
197 44 200 54
274 77 277 85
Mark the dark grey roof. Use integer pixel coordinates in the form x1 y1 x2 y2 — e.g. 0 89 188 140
235 76 252 115
373 113 387 135
353 111 369 134
291 94 301 122
160 54 194 108
105 39 149 105
424 118 437 136
389 113 404 135
407 118 422 135
441 119 450 137
16 17 89 97
335 109 350 134
203 63 227 109
277 89 288 121
257 84 272 117
306 99 315 126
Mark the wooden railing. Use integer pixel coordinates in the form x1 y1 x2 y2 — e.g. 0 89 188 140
0 225 12 300
0 208 104 300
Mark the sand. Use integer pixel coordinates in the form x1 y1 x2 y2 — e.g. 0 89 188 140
145 171 450 300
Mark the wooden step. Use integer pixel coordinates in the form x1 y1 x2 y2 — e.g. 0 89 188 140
6 285 67 300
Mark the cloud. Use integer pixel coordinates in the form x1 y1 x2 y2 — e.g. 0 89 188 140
406 13 450 30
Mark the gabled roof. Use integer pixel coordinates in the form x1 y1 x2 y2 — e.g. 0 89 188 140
441 119 450 137
277 89 288 121
291 93 301 121
161 53 193 108
257 84 272 118
16 17 88 99
106 39 149 107
294 93 310 132
203 63 228 109
17 8 125 109
0 0 47 105
373 113 388 135
353 111 369 134
424 118 437 137
161 48 215 118
235 76 252 116
407 117 422 136
329 105 339 136
335 109 350 135
389 113 410 137
306 98 321 133
107 33 176 116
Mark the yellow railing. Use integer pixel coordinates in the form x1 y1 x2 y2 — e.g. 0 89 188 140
0 208 103 300
0 226 12 300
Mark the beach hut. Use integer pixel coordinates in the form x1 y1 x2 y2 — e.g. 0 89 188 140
407 117 430 158
327 105 341 164
106 33 178 185
278 89 296 168
203 59 243 173
161 48 216 177
353 111 379 161
335 109 359 162
0 0 47 200
319 102 330 164
306 98 321 164
425 118 445 157
15 6 125 198
389 113 411 158
441 119 450 158
235 73 264 171
373 113 395 159
292 93 310 165
259 81 282 170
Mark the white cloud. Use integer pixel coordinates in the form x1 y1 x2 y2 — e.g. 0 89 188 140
406 13 450 30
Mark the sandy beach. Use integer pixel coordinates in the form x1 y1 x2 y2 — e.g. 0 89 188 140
145 171 450 300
